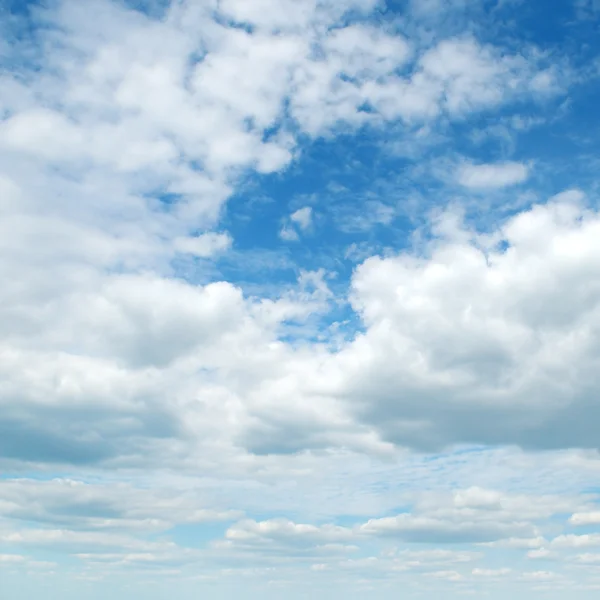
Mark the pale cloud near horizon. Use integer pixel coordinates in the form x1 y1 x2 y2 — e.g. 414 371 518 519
174 232 233 257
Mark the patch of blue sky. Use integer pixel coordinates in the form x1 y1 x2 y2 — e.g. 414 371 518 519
168 522 235 549
215 96 600 317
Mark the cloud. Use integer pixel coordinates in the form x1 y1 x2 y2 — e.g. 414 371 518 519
363 37 560 123
0 0 596 594
569 512 600 526
232 191 600 456
290 207 313 231
397 549 482 564
472 567 512 577
527 548 555 559
0 478 241 532
280 207 314 241
429 569 463 581
279 226 300 242
312 192 600 453
458 161 530 188
572 553 600 564
333 199 397 233
7 188 600 467
520 570 561 581
0 527 202 572
217 487 576 556
173 232 232 257
358 514 533 544
0 554 27 563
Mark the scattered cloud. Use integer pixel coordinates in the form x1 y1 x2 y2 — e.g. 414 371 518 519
458 161 530 189
290 207 313 231
280 206 314 241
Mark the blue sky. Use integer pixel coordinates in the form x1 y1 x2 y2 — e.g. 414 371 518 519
2 0 600 598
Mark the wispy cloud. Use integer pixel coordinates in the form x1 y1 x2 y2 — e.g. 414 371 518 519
457 161 530 188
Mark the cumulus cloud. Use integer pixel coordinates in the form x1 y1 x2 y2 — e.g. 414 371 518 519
0 478 241 532
217 486 580 556
234 191 600 455
7 188 600 467
5 0 560 474
572 553 600 564
326 193 600 452
569 512 600 526
551 534 600 549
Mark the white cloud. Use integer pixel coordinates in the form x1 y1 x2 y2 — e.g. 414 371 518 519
0 478 241 533
0 554 26 563
573 553 600 564
472 567 512 577
520 570 561 581
429 570 463 581
358 514 533 543
279 226 300 242
216 486 577 559
233 192 600 456
551 534 600 549
569 512 600 526
314 193 600 452
364 37 559 123
174 232 232 257
290 207 313 231
280 206 314 241
528 548 555 559
458 161 530 188
398 549 481 564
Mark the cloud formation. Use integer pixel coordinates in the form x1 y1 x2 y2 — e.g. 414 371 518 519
1 0 600 597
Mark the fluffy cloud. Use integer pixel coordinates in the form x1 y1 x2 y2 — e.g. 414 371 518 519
218 486 582 553
328 192 600 451
7 189 600 467
234 191 600 455
2 1 559 471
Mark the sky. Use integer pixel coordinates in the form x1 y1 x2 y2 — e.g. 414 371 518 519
2 0 600 598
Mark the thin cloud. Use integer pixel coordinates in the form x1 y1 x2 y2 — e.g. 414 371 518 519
458 161 530 188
